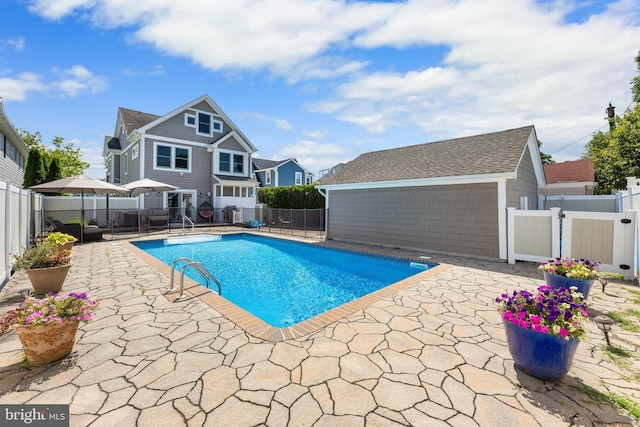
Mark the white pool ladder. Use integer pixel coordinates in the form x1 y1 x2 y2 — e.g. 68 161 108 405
165 257 221 300
182 215 195 233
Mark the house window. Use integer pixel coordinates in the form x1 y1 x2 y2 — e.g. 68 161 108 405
185 111 223 136
266 172 271 185
154 143 191 171
198 113 211 135
305 175 312 184
219 152 230 172
132 144 139 160
295 172 302 185
233 154 243 173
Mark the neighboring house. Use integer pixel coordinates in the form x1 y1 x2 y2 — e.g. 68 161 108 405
103 95 259 222
539 159 597 196
253 158 314 187
317 163 345 182
316 126 546 260
0 98 28 187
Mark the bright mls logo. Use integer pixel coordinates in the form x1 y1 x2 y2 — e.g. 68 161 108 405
1 405 69 426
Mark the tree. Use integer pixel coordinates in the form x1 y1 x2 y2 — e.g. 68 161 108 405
632 51 640 103
584 53 640 194
584 104 640 194
23 148 48 188
538 140 554 165
20 130 89 179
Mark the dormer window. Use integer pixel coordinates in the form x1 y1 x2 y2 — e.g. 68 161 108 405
185 111 223 136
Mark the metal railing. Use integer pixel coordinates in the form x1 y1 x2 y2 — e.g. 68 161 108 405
165 257 221 300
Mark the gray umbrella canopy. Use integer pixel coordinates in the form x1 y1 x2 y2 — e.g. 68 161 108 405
122 178 178 196
30 174 130 242
29 174 130 195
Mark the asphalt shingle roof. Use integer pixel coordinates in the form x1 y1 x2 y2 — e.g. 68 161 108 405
119 107 160 136
253 158 283 170
320 126 534 185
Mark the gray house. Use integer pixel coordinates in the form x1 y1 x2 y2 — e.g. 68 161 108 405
253 158 313 187
103 95 259 222
316 126 545 259
0 98 28 187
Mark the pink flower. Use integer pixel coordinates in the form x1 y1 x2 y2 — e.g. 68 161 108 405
558 327 568 338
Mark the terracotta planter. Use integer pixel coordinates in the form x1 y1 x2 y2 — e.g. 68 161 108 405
25 264 72 295
13 321 80 366
543 271 594 299
503 319 580 381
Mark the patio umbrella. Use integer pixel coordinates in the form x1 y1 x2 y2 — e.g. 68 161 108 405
29 174 130 241
122 178 178 196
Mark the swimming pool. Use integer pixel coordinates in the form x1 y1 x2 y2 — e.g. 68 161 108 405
133 234 435 328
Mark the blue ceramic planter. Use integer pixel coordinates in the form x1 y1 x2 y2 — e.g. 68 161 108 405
503 319 580 381
543 271 594 299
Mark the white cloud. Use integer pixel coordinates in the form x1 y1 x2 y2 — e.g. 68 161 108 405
28 0 96 20
3 37 26 51
245 112 293 130
0 72 46 101
272 140 351 175
301 129 330 139
26 0 640 162
52 65 108 96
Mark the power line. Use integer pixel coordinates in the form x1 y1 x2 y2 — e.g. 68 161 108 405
550 100 636 156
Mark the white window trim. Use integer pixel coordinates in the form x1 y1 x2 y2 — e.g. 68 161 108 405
124 152 129 175
185 111 223 136
215 149 246 176
132 144 139 160
266 171 271 185
185 113 196 127
153 142 192 173
295 171 302 185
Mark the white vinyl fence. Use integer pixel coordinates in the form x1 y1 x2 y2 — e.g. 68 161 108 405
0 180 33 288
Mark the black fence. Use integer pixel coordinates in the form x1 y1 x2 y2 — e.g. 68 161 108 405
34 207 326 241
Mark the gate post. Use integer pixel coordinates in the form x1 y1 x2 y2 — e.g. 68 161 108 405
550 207 561 258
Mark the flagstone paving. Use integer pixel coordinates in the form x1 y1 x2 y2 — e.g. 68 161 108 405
0 232 639 426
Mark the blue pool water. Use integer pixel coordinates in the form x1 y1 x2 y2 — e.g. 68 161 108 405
133 234 434 327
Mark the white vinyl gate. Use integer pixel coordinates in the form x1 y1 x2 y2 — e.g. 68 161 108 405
507 207 636 281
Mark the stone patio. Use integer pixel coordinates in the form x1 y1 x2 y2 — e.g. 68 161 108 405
0 231 639 426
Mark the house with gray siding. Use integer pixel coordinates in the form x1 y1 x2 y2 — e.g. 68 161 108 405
103 95 259 222
0 98 28 187
253 158 313 187
316 126 545 260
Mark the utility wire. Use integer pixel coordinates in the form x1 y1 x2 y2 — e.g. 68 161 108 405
550 100 636 155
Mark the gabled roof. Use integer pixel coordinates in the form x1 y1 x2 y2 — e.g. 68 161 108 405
253 158 314 176
543 159 594 183
319 126 538 186
119 108 160 136
102 136 121 157
253 158 283 170
136 94 258 153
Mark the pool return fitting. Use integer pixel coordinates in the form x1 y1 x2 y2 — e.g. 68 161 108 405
164 257 221 300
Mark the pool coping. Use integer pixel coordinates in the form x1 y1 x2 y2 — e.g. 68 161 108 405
124 236 450 342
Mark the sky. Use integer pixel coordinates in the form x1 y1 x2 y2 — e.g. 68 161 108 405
1 0 639 180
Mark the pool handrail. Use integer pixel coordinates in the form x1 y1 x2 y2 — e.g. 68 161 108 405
178 262 221 300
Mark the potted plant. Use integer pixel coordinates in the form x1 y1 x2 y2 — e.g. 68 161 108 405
495 285 588 381
44 232 77 250
538 258 600 299
12 241 72 294
0 292 99 366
